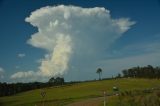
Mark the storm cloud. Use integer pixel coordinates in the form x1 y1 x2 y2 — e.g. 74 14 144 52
11 5 135 81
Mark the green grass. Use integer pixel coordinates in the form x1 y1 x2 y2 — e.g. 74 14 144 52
1 78 160 106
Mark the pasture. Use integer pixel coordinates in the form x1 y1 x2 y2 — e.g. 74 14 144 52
0 78 160 106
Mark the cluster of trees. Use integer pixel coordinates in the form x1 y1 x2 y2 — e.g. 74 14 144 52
0 77 64 97
122 65 160 78
48 77 64 86
0 82 46 97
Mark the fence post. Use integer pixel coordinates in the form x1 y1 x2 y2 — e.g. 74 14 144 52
104 91 106 106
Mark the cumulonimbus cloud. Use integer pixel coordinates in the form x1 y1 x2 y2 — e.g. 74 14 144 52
11 5 135 82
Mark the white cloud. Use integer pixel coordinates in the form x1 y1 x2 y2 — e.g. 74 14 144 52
15 66 20 69
11 5 135 81
18 53 26 58
0 67 4 79
10 71 47 82
11 71 34 79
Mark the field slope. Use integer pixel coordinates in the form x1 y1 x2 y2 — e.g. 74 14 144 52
0 78 160 106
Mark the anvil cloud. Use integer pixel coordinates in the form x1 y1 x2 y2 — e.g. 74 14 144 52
11 5 135 81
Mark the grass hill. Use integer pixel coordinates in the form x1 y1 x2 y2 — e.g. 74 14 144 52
1 78 160 106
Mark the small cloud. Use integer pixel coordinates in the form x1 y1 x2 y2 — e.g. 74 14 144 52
18 53 26 58
0 67 4 79
15 66 20 69
10 70 47 82
11 71 34 79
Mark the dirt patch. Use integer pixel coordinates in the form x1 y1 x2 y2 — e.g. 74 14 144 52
66 97 104 106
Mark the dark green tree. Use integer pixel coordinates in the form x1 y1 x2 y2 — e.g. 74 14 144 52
48 77 64 86
121 65 160 79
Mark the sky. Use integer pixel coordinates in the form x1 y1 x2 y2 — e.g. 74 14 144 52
0 0 160 82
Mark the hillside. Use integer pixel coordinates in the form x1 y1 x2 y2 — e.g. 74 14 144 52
1 78 160 106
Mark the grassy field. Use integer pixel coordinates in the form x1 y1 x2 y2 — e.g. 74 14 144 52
1 78 160 106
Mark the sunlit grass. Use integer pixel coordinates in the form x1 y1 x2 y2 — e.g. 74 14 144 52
1 78 160 106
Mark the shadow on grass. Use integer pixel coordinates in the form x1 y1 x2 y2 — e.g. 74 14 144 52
0 100 19 106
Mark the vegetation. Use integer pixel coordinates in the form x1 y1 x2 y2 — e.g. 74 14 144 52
122 65 160 78
0 77 64 97
1 78 160 106
106 88 160 106
48 77 64 86
96 68 102 80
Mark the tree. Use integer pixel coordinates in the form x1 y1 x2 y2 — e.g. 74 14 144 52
55 77 64 85
48 77 64 86
96 68 102 80
48 77 55 83
122 69 128 77
116 73 121 78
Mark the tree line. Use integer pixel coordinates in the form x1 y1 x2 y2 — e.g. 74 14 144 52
122 65 160 78
0 77 64 97
1 65 160 97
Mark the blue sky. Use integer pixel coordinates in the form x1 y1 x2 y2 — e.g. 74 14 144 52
0 0 160 82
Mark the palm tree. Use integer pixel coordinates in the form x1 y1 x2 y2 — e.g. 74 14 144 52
96 68 102 80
